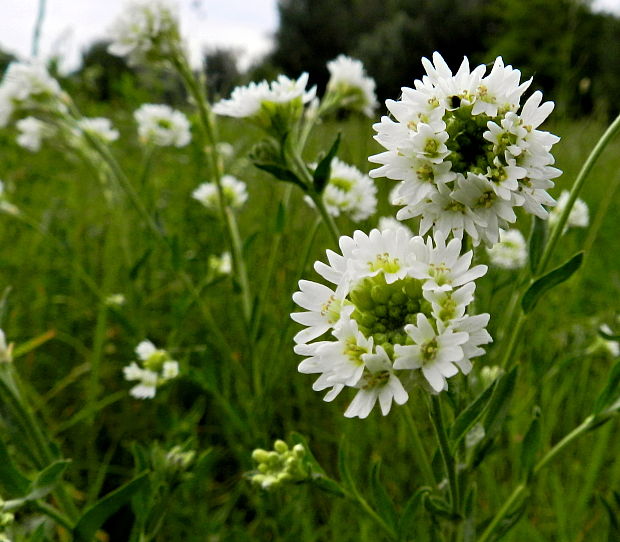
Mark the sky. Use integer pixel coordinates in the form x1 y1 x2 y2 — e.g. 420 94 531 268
0 0 279 72
0 0 619 74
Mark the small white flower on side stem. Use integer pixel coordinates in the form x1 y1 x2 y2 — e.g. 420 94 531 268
486 229 527 269
134 104 191 147
123 339 179 399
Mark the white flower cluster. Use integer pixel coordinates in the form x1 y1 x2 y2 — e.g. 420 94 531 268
370 52 561 246
0 62 65 127
311 158 377 221
326 55 378 117
134 104 191 147
16 117 55 152
192 175 248 211
378 216 412 237
209 252 232 275
486 229 527 269
292 228 491 418
123 340 179 399
213 73 316 120
108 0 181 65
77 117 120 143
549 190 589 232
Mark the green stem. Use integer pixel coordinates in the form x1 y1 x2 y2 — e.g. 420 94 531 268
402 403 436 488
341 486 397 540
173 54 254 326
538 112 620 273
476 414 600 542
430 395 460 516
33 500 74 531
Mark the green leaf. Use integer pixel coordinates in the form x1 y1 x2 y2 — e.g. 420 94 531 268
599 328 620 342
129 248 152 280
289 432 325 476
463 485 478 542
528 216 547 275
310 474 345 497
449 380 497 451
337 437 356 492
73 473 150 542
312 133 341 194
519 406 542 480
369 461 398 529
275 200 286 233
27 460 71 500
254 163 306 190
0 436 30 497
398 487 431 541
600 492 620 542
521 252 583 313
593 361 620 415
482 366 519 442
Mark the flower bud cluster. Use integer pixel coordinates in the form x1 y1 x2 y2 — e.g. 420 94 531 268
249 440 309 489
486 229 527 269
325 55 378 117
123 340 179 399
192 175 248 211
134 104 191 148
370 52 561 246
306 158 377 221
292 228 491 418
107 0 182 66
0 62 66 128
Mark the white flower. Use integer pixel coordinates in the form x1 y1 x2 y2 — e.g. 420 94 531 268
0 329 12 363
326 55 378 116
369 52 560 245
486 229 527 269
77 117 119 143
599 324 619 357
549 190 589 232
134 103 191 147
124 339 178 399
0 62 65 127
16 117 55 151
108 0 181 66
292 228 489 416
310 158 377 221
394 314 468 392
344 346 408 418
213 73 316 129
192 175 248 211
378 216 412 237
209 252 232 275
105 293 126 307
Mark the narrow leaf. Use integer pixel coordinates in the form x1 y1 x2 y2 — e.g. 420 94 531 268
599 328 620 342
600 494 620 542
275 200 286 233
0 437 30 497
254 163 306 190
593 361 620 415
310 474 345 497
73 473 150 542
450 380 497 451
369 461 398 529
312 133 341 194
482 366 518 442
27 460 71 500
522 252 583 313
519 406 542 480
528 216 547 275
337 437 356 492
398 487 431 541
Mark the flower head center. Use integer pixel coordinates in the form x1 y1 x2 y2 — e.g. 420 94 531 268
369 253 401 274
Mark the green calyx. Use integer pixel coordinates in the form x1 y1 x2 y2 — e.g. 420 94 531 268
143 350 169 372
350 275 431 357
444 105 493 175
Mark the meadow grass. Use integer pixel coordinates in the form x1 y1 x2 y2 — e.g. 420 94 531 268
0 110 619 541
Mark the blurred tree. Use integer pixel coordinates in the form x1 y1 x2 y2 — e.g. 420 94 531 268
0 49 16 75
79 40 135 101
204 48 241 100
